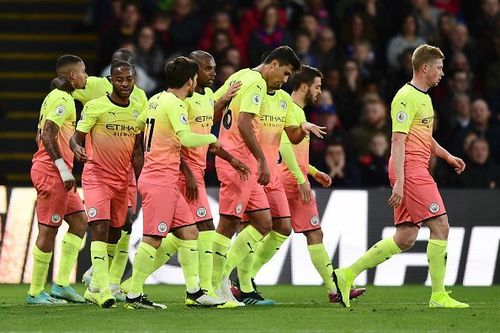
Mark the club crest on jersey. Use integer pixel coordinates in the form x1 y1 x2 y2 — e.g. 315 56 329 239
55 105 66 116
310 216 320 226
252 94 262 105
235 203 243 214
196 207 207 218
51 214 61 224
180 113 188 124
429 202 440 213
396 111 408 123
157 222 168 233
279 100 287 110
132 110 139 119
88 207 97 218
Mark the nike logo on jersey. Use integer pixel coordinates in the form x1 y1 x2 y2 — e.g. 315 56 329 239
93 256 105 261
108 111 116 116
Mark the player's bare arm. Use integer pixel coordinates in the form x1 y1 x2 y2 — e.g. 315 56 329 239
431 137 466 174
41 119 76 192
309 166 332 188
180 157 198 201
208 143 251 181
238 111 270 185
388 132 406 208
284 122 327 144
214 81 242 122
69 130 88 163
131 134 144 180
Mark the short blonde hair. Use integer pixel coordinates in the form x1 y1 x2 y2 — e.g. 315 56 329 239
411 44 444 72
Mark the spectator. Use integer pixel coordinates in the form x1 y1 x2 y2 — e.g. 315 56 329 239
150 11 171 54
322 67 341 94
294 31 318 67
135 26 164 83
484 32 500 114
248 5 292 66
352 41 377 80
336 59 363 130
214 63 236 89
168 0 202 55
386 13 426 70
240 0 287 46
222 47 242 69
341 13 376 59
453 138 500 188
198 11 246 65
411 0 442 39
358 133 390 187
299 13 320 41
210 30 233 64
311 90 340 135
323 139 361 188
98 0 143 71
388 48 414 96
430 11 456 47
443 23 478 70
314 28 344 71
305 0 331 30
349 99 390 155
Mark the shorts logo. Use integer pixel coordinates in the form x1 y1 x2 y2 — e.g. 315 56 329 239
180 113 188 124
235 203 243 214
132 110 139 119
429 202 440 213
252 94 262 105
196 207 207 218
279 100 287 110
396 111 408 123
310 216 320 226
157 222 168 233
55 105 66 116
88 207 97 218
51 214 61 223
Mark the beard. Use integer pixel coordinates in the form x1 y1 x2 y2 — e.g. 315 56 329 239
305 90 315 106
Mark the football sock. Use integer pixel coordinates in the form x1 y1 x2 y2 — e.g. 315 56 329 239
128 242 157 297
106 243 116 269
152 233 180 273
211 233 231 291
197 230 215 292
427 239 447 294
55 233 82 287
224 225 264 277
178 239 200 293
109 231 130 285
237 246 256 293
90 241 109 291
29 246 52 296
307 243 336 292
250 230 288 277
348 237 401 277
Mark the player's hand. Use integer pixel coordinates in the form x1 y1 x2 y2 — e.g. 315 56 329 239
298 181 312 203
446 155 466 174
230 157 251 181
223 81 242 101
314 171 332 187
185 173 198 202
257 159 270 186
73 145 88 163
300 122 327 138
388 180 403 208
208 140 221 154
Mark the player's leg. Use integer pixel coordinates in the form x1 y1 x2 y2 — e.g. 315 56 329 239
27 171 67 305
50 204 87 303
196 219 216 294
426 214 468 308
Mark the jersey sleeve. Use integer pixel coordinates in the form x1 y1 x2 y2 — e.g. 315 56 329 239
136 109 147 132
76 101 100 133
239 80 264 115
166 102 190 134
72 76 98 104
391 93 416 134
44 97 71 128
213 82 228 101
280 133 306 184
284 95 298 127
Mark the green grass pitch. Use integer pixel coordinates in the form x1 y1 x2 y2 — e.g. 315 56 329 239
1 284 498 332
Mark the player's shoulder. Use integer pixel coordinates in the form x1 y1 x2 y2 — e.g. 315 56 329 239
45 88 72 105
132 84 147 101
235 68 266 87
85 95 110 110
277 89 293 103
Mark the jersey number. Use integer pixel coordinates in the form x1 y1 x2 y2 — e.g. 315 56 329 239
222 109 232 130
144 118 156 152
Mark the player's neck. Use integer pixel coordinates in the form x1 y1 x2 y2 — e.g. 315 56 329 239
109 92 130 107
195 85 205 94
291 91 306 108
167 88 188 100
410 76 430 93
53 77 75 93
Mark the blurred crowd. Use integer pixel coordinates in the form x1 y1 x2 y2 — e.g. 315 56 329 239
86 0 500 189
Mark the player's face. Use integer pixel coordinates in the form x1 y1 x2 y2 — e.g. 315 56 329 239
111 66 134 98
71 61 88 89
187 74 198 97
197 57 216 88
425 59 444 87
267 61 294 90
305 76 322 105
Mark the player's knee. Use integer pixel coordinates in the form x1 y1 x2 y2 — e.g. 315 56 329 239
197 219 215 232
305 229 323 245
90 220 109 241
36 226 57 252
65 212 87 238
272 218 292 236
396 237 416 251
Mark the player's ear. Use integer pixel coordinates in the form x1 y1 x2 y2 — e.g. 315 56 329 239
301 82 308 93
